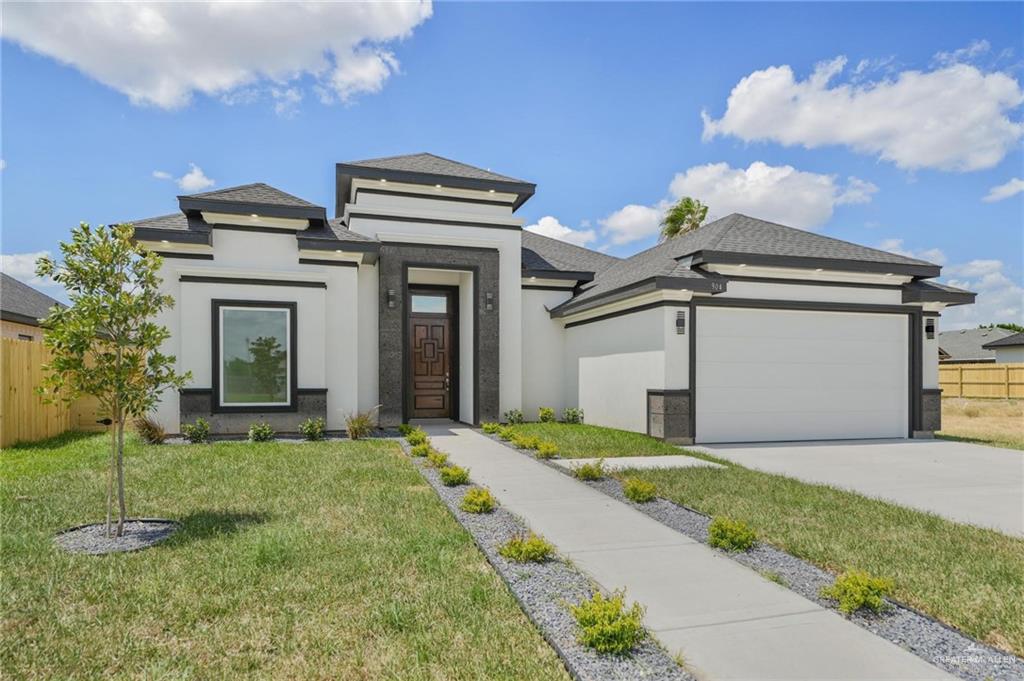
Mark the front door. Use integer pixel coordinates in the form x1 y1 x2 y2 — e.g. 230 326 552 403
408 289 455 419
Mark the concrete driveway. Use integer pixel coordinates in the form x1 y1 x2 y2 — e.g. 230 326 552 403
696 439 1024 537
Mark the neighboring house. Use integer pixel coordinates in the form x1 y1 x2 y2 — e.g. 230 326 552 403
131 153 975 443
0 272 62 341
982 332 1024 363
937 327 1014 364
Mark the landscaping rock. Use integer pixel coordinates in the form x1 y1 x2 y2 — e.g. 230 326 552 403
55 519 179 555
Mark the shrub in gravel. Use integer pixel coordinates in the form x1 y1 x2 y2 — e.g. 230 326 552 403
181 417 210 444
427 450 449 468
623 478 657 503
536 441 559 459
820 570 893 615
406 428 428 446
397 423 414 436
504 409 524 425
439 465 470 486
133 415 166 444
574 459 605 481
248 421 275 442
410 443 432 458
298 417 326 441
460 487 496 513
497 426 515 441
708 516 756 551
538 407 555 423
562 407 584 424
570 590 646 655
499 533 554 563
481 422 500 434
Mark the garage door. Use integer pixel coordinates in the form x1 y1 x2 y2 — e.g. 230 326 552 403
696 307 908 443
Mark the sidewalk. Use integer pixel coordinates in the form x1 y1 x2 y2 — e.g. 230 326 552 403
423 423 953 681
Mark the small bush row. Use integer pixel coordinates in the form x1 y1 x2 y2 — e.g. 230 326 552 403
499 407 584 425
176 416 332 444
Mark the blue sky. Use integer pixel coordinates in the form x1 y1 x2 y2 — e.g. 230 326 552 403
2 2 1022 328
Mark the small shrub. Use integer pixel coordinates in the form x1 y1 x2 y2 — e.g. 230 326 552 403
133 415 166 444
460 487 496 513
410 443 432 458
536 441 559 459
513 434 542 450
538 407 555 423
820 570 894 615
439 465 470 486
504 409 524 425
298 417 326 441
406 428 428 446
497 426 515 441
181 417 210 444
397 423 414 436
562 407 584 424
346 408 376 440
248 421 275 442
570 590 646 655
708 516 756 551
481 422 500 434
499 533 554 562
623 478 657 503
427 450 449 468
574 459 605 481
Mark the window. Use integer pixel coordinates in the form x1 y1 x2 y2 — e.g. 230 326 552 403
213 301 296 410
411 294 448 314
17 334 34 341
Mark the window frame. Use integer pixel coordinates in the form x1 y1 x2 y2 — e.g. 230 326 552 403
211 299 298 413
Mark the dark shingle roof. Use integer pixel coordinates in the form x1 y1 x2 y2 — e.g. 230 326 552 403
982 331 1024 349
345 153 527 184
938 327 1014 361
131 213 190 231
521 231 619 278
0 272 63 326
182 182 318 208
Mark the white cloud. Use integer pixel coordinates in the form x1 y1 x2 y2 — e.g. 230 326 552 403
176 164 214 192
600 204 666 245
0 159 6 171
933 39 990 67
702 55 1023 172
1 251 67 300
271 87 303 118
152 170 172 180
1 2 432 110
942 259 1024 329
876 238 947 265
525 216 597 248
982 177 1024 203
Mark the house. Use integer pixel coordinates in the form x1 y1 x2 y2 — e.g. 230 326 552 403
132 153 975 443
937 327 1014 364
0 272 62 341
982 332 1024 363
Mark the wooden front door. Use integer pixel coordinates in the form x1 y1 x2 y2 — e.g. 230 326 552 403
408 290 455 419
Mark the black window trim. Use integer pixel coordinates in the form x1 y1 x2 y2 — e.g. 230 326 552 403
211 299 298 413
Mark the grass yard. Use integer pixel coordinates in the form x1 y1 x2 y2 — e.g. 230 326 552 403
508 423 681 458
1 433 569 680
939 398 1024 450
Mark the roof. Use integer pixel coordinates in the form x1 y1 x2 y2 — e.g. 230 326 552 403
345 153 528 184
521 231 619 280
982 331 1024 349
178 182 326 222
182 182 319 208
0 272 63 326
901 279 975 306
938 327 1014 362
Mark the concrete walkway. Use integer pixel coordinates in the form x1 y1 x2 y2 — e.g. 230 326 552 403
424 424 953 681
696 439 1024 537
551 454 722 473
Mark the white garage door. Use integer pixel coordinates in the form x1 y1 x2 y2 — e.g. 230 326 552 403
696 307 908 443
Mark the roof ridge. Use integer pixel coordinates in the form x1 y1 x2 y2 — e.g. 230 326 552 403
183 182 266 198
523 230 620 262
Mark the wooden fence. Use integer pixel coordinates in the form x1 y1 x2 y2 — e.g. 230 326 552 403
1 338 104 448
938 362 1024 399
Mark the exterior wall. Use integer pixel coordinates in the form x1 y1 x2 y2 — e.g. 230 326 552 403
356 264 379 413
994 347 1024 363
521 288 573 419
720 280 904 305
0 320 43 341
922 316 940 389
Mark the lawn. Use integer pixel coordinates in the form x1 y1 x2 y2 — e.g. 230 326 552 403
508 423 681 458
939 398 1024 450
1 432 569 680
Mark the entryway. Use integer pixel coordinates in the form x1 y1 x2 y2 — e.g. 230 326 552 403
408 287 457 419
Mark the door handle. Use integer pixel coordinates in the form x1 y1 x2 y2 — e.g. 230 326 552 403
444 372 450 391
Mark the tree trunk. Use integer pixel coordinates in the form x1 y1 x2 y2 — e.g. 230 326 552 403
115 413 127 537
106 418 116 538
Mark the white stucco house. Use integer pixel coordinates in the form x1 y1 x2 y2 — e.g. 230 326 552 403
133 153 975 444
982 332 1024 364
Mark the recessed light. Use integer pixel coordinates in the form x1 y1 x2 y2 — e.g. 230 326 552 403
380 178 387 183
530 276 536 282
815 268 823 272
885 272 894 276
737 263 747 268
335 250 342 254
161 240 169 244
250 213 259 219
435 184 442 189
488 189 495 193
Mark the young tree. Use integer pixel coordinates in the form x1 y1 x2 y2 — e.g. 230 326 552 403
660 197 708 241
36 223 190 537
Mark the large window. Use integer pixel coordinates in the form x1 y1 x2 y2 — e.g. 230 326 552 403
213 301 296 410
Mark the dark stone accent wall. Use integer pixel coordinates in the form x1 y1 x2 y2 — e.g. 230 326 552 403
179 389 327 434
377 243 501 426
919 388 942 434
647 390 692 444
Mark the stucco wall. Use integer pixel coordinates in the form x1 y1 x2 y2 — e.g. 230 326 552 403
994 347 1024 363
521 288 573 419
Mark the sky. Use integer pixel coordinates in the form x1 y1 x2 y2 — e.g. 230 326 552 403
1 1 1022 329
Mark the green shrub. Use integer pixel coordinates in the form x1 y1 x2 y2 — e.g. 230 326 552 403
562 407 584 424
248 421 275 442
573 459 605 481
623 478 657 503
708 516 756 551
570 591 646 655
406 428 427 446
181 417 210 444
460 487 496 513
345 408 376 440
427 450 449 468
499 533 554 562
497 426 515 441
133 415 166 444
820 570 894 615
439 465 470 486
513 434 542 450
504 409 524 425
397 423 414 436
536 441 559 459
298 417 326 441
410 443 432 458
538 407 555 423
481 422 501 434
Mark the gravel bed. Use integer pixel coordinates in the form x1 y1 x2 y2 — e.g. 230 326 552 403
483 433 1022 681
55 519 179 555
401 440 693 681
164 428 402 445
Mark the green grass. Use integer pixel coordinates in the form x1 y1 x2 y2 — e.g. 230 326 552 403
1 433 570 680
508 423 683 458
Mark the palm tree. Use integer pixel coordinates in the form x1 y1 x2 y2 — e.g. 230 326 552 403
660 197 708 241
